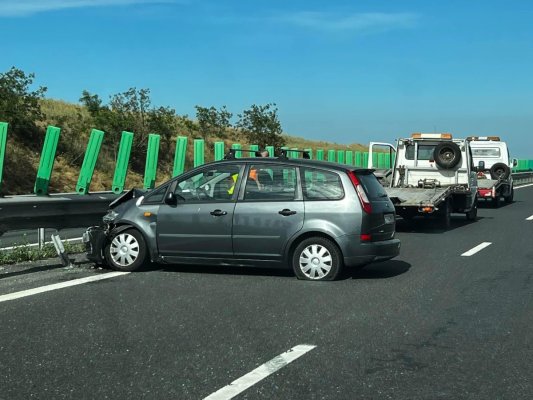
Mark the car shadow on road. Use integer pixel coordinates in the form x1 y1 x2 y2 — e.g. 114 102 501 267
345 260 411 280
395 216 485 234
148 263 294 279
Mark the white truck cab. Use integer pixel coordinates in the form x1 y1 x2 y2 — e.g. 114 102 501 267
468 136 515 206
369 133 478 228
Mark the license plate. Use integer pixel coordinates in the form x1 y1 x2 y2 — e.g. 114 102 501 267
384 214 395 224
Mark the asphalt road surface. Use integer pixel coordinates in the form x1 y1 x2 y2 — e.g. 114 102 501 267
1 185 532 399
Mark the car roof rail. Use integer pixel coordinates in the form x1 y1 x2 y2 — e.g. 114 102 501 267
223 148 266 160
277 148 311 160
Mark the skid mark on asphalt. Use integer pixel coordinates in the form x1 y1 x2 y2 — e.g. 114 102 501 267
204 344 316 400
461 242 492 257
0 271 130 303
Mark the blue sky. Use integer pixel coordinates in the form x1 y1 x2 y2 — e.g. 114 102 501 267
1 0 532 157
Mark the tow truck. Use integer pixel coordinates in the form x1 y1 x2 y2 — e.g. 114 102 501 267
468 136 516 207
369 133 478 228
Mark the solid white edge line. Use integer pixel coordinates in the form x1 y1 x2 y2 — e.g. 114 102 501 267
204 344 317 400
461 242 492 257
515 183 533 189
0 236 84 251
0 272 130 303
527 215 533 221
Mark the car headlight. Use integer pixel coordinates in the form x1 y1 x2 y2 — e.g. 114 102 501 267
103 209 119 223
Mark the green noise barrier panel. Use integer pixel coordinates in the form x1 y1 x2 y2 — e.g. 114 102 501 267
378 153 386 168
250 144 259 156
290 148 298 158
194 139 205 167
0 122 7 192
363 152 369 168
304 148 313 159
144 134 160 190
327 150 335 162
214 141 225 161
266 146 274 157
355 152 362 167
172 136 188 177
232 143 242 158
337 150 345 164
316 149 324 161
345 151 353 166
34 126 61 196
112 131 134 194
76 129 104 195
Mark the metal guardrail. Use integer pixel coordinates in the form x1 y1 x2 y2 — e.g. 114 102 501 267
512 171 533 186
0 191 119 235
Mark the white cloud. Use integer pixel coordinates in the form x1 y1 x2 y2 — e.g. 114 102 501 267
0 0 180 17
280 11 418 34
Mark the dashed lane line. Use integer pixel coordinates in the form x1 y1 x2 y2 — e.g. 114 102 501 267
0 272 130 303
515 183 533 189
203 344 317 400
461 242 492 257
527 215 533 221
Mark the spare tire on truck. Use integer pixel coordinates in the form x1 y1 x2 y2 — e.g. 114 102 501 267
489 162 511 180
433 142 462 169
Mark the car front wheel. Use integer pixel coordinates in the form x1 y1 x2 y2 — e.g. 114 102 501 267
292 237 343 281
105 229 147 272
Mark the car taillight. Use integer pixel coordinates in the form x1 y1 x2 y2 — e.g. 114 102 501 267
360 234 372 242
348 171 372 213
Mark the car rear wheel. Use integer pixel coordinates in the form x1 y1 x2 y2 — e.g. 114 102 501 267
439 198 451 229
490 163 511 180
105 229 147 272
292 237 342 281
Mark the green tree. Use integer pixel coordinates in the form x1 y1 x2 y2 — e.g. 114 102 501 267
236 103 285 149
0 67 47 141
195 105 232 141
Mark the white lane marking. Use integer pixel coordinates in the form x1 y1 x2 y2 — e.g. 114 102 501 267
204 344 316 400
527 215 533 221
515 183 533 189
461 242 492 257
0 272 129 303
0 236 83 251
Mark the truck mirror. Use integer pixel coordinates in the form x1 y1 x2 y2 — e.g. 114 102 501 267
512 158 518 167
478 161 485 170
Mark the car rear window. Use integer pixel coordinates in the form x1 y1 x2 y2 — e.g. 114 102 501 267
471 147 501 158
302 168 344 200
405 144 436 160
355 172 388 201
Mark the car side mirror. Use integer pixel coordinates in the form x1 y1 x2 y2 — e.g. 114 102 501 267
164 192 177 205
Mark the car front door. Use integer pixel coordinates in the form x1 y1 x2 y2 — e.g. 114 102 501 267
232 163 304 262
156 163 243 260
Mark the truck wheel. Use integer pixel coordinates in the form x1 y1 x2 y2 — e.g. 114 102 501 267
490 163 511 180
466 196 478 221
104 229 147 272
292 237 343 281
433 142 462 169
504 187 514 204
492 194 501 208
439 199 451 229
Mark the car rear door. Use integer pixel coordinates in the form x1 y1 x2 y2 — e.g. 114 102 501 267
232 163 304 262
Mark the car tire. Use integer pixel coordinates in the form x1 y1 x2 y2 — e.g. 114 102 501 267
433 142 462 169
292 237 343 281
504 187 514 204
466 196 478 221
490 163 511 180
104 229 147 272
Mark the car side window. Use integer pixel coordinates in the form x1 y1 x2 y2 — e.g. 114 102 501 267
244 164 297 201
174 165 242 202
301 168 344 200
143 184 169 204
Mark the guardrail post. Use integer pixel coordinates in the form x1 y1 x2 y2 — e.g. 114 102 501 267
304 148 313 159
112 131 134 194
75 129 104 195
316 149 324 161
0 122 7 193
38 228 46 249
337 150 345 164
266 146 274 157
346 151 353 166
232 143 242 158
214 141 225 161
172 136 188 177
194 139 205 167
327 150 336 162
144 134 160 190
34 126 61 196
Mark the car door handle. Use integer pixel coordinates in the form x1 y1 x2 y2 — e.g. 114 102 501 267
210 209 228 216
278 209 297 216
